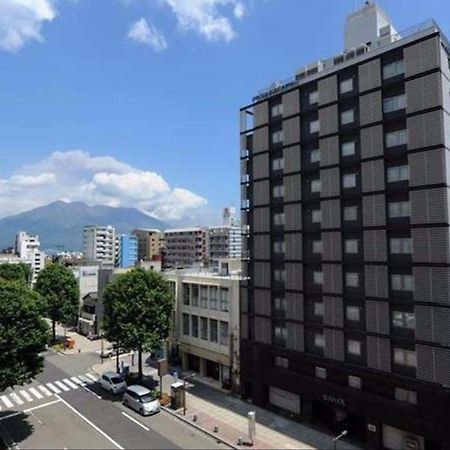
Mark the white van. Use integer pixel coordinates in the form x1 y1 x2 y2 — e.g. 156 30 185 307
99 372 127 394
123 385 161 416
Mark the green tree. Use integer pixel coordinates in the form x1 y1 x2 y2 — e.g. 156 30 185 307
35 263 79 342
0 280 50 391
103 268 174 380
0 263 30 284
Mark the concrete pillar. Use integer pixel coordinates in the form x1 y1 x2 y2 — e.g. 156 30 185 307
200 357 207 377
181 352 189 371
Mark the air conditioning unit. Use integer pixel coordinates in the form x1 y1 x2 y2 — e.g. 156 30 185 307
403 437 420 450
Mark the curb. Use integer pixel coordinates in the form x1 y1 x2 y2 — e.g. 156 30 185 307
161 406 240 450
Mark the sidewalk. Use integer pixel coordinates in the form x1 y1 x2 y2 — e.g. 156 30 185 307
92 357 360 450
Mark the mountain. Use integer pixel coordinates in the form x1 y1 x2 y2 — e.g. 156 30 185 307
0 201 168 252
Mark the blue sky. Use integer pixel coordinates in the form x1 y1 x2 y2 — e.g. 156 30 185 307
0 0 449 224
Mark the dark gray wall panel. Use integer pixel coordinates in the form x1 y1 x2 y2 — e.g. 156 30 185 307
254 101 269 127
323 264 342 294
366 301 390 335
363 194 386 227
285 233 302 261
364 230 387 262
240 288 248 313
322 232 342 261
253 234 270 260
283 117 301 146
406 71 442 114
254 262 271 289
323 296 344 327
411 188 448 225
282 89 300 117
324 328 344 361
321 167 340 198
286 292 304 321
362 159 385 193
319 104 338 136
412 228 450 264
253 207 270 233
404 35 440 77
417 345 450 387
252 153 270 180
286 263 303 291
360 91 383 126
240 313 249 340
322 199 341 229
286 322 304 352
254 316 271 345
284 145 301 174
252 180 270 207
408 110 444 150
254 289 271 316
413 266 450 305
365 265 388 298
253 127 269 154
415 305 450 346
361 125 384 159
319 136 339 168
284 174 302 202
367 336 391 372
285 203 302 232
358 58 381 93
409 148 446 187
318 75 338 106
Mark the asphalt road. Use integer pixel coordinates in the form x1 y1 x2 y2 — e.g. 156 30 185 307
0 350 229 450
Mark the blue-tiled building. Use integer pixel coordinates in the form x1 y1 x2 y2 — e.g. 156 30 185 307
117 234 138 268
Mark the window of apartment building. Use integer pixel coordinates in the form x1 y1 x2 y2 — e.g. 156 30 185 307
200 317 208 340
219 321 229 345
392 311 416 330
210 319 218 343
183 313 190 336
313 271 323 285
310 149 321 163
340 77 354 94
273 240 286 254
395 388 417 405
274 269 286 283
393 347 417 369
273 184 285 198
272 157 284 171
315 367 327 380
313 301 324 317
312 240 323 254
312 208 322 223
314 332 325 349
383 94 406 113
347 339 362 356
341 141 356 157
343 205 358 221
344 239 359 254
210 286 218 310
345 272 360 288
273 212 285 226
348 375 362 390
391 274 414 291
220 288 229 312
390 238 412 254
346 305 361 322
383 60 405 79
309 119 320 134
183 284 190 305
272 130 284 144
340 109 355 125
200 286 208 308
309 90 319 105
343 173 357 189
274 324 287 347
385 129 408 147
271 103 283 118
274 356 289 369
191 315 199 338
388 201 410 218
274 297 287 316
192 285 199 307
311 178 321 193
387 165 409 183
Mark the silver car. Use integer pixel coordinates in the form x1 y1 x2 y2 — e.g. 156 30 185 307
99 372 127 395
123 385 161 416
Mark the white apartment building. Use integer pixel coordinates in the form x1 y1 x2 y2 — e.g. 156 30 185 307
15 231 46 283
164 227 207 269
165 259 241 391
207 225 242 261
83 225 116 266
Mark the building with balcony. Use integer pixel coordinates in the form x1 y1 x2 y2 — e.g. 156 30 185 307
83 225 116 266
132 228 164 261
15 231 46 283
240 3 450 449
164 227 207 269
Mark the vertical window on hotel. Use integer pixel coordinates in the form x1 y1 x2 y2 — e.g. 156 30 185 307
274 297 287 316
274 269 286 282
312 240 323 254
200 286 208 308
274 324 287 347
395 388 417 405
383 60 405 79
385 129 408 147
348 376 362 390
312 209 322 223
192 285 199 307
220 288 229 312
210 319 218 343
345 272 360 288
347 339 362 356
191 315 199 338
313 271 324 285
343 173 357 189
200 317 208 340
273 212 285 226
315 367 327 380
183 284 190 305
272 157 285 171
391 274 414 291
210 286 218 310
343 206 358 221
344 239 359 254
274 356 289 369
341 141 356 157
183 313 190 335
271 103 283 118
340 78 354 94
311 179 321 193
388 201 410 218
309 90 319 105
272 130 284 144
273 185 285 198
392 311 416 330
383 94 407 113
346 305 361 322
310 149 321 163
313 301 324 317
340 109 355 125
393 348 417 369
273 240 286 254
314 333 325 349
309 119 320 133
220 321 229 345
387 165 409 182
390 238 412 254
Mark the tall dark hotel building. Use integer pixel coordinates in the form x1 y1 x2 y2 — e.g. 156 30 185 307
240 2 450 449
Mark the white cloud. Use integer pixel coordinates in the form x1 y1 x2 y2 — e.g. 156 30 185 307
160 0 245 42
128 17 168 51
0 0 57 52
0 150 208 221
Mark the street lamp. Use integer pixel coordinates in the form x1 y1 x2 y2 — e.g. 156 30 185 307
183 373 196 416
332 430 348 450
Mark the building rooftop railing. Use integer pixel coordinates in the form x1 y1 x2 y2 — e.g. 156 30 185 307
252 19 446 103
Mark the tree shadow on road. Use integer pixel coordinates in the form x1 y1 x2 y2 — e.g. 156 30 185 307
0 411 34 449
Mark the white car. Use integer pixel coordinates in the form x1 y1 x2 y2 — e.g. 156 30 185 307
99 372 127 395
123 385 161 416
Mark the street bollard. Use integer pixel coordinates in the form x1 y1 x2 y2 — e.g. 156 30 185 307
193 414 198 422
213 426 219 433
238 437 243 446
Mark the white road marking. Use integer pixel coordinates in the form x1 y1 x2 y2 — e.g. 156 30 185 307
62 378 78 390
71 376 85 386
19 390 33 402
81 385 102 399
79 375 91 384
56 395 124 450
24 399 61 413
38 385 53 397
121 412 150 431
29 387 44 400
0 396 14 408
46 383 61 394
85 373 97 382
10 393 24 406
55 381 70 392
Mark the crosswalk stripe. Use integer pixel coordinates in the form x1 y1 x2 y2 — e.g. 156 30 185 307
55 381 70 392
62 379 78 390
29 387 44 400
38 385 53 397
85 374 97 382
71 377 85 386
1 395 14 408
78 375 91 384
46 383 61 394
20 390 33 402
10 393 24 406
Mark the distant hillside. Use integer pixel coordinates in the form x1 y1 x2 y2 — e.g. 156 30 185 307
0 201 168 252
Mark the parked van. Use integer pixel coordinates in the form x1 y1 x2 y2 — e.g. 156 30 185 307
123 385 161 416
99 372 127 394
